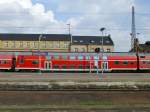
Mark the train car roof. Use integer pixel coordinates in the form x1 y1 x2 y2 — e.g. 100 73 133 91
0 51 150 56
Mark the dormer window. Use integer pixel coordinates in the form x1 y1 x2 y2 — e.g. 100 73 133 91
106 40 110 43
90 40 95 43
74 40 78 42
80 40 83 42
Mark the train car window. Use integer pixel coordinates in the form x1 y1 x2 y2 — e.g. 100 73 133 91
94 55 99 60
70 65 74 69
85 56 90 60
54 55 59 60
143 61 147 64
32 60 39 64
70 55 75 60
53 65 59 69
19 58 24 64
1 60 6 64
130 62 134 64
62 65 67 69
140 56 145 58
114 61 119 64
78 55 83 60
78 65 83 69
94 66 97 69
85 65 90 69
61 55 67 60
123 61 128 65
143 61 150 64
50 55 54 60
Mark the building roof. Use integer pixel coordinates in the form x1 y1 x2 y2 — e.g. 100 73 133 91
0 34 71 41
130 41 150 53
72 35 114 46
139 44 150 53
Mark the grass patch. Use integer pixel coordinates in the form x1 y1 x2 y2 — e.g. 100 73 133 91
79 100 113 106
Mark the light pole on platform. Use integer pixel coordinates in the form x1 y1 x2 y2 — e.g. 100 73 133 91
100 27 106 76
38 34 46 74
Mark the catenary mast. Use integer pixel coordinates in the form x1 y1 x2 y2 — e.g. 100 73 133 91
131 6 136 50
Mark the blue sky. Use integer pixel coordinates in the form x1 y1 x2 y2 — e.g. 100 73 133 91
0 0 149 52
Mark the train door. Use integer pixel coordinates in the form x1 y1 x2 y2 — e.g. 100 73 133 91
101 55 108 71
102 61 108 71
11 56 16 71
87 61 94 73
44 61 52 70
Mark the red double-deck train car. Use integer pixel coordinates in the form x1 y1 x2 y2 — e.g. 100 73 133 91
0 52 150 72
0 54 13 70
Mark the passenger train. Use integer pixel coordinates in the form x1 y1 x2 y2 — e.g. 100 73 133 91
0 52 150 72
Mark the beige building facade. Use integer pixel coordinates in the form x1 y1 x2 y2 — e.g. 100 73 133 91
0 34 114 52
71 35 114 52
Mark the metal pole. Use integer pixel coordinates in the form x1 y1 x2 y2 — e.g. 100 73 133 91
97 53 99 74
67 23 72 52
101 31 104 76
67 23 71 35
38 35 42 74
100 27 106 76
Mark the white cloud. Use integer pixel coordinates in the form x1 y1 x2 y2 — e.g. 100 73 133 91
0 0 66 34
57 0 135 51
0 0 149 52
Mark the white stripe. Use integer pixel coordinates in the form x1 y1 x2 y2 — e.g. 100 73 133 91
0 67 11 69
15 67 39 70
0 59 12 60
111 68 137 70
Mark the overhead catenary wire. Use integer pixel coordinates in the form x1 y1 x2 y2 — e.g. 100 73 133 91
0 26 149 31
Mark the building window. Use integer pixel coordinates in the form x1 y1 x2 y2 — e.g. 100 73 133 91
91 48 95 52
34 42 38 48
42 41 46 48
27 42 30 47
12 41 15 48
81 48 86 52
56 41 60 48
74 48 78 52
4 41 9 47
107 48 110 52
48 42 53 48
53 41 60 48
64 41 68 48
20 42 23 47
44 41 47 48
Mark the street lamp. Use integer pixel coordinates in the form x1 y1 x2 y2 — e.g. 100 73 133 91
100 27 106 76
38 34 46 74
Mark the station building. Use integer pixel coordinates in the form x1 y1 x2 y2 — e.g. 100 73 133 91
130 41 150 53
71 35 114 52
0 33 114 52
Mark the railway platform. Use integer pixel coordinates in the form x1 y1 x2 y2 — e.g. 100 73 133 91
0 72 149 91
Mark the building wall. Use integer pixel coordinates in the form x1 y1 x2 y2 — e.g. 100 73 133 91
0 40 70 52
71 45 114 52
71 45 87 52
0 39 114 52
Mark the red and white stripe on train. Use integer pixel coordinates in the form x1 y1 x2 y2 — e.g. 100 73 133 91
0 53 149 72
